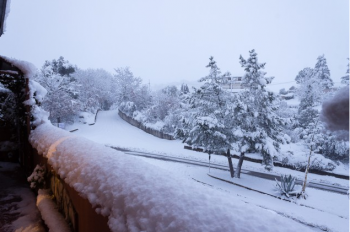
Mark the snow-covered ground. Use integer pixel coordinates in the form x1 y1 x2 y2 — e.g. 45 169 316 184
138 157 349 232
66 110 349 187
63 110 349 232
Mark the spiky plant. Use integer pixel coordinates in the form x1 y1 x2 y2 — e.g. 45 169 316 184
275 174 296 197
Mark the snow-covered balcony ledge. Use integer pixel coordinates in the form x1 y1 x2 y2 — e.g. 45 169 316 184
29 123 314 232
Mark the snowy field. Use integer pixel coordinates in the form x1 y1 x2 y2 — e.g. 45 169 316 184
64 110 349 232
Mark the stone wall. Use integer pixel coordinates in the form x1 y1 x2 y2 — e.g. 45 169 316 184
118 110 175 140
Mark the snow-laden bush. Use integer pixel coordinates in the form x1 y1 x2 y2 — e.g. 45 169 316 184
276 101 295 119
278 151 337 172
119 101 137 117
162 111 181 135
73 68 116 112
275 174 297 197
289 127 304 143
322 138 349 163
141 86 180 124
27 164 46 190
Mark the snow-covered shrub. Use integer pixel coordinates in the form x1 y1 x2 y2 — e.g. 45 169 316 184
276 101 295 119
289 127 304 143
113 67 152 111
162 110 180 135
73 68 116 112
143 86 180 123
119 101 137 117
27 164 46 190
299 154 335 171
321 138 349 163
275 174 297 197
309 156 336 171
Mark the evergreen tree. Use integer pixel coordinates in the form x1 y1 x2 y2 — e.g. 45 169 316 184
233 50 286 176
297 84 318 128
295 55 334 105
295 67 313 84
42 56 76 77
180 83 190 95
341 58 349 85
313 55 333 90
183 57 235 177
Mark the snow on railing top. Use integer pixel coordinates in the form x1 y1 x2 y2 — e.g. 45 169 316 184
29 123 313 232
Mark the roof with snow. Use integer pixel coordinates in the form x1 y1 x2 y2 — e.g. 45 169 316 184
0 0 8 36
0 56 23 77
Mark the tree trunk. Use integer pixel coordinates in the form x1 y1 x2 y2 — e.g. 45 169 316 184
301 149 312 194
208 152 211 173
235 152 245 178
227 149 234 178
300 119 319 197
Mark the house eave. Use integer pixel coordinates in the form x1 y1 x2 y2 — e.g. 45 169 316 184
0 0 8 37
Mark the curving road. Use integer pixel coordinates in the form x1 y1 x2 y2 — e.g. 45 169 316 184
110 147 349 195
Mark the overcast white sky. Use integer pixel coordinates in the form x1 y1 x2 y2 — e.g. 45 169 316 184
0 0 349 91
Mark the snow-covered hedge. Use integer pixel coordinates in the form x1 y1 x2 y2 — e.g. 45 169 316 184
29 123 313 232
119 103 173 137
119 101 137 117
278 151 337 172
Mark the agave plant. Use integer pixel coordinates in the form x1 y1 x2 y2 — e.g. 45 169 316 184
275 174 296 197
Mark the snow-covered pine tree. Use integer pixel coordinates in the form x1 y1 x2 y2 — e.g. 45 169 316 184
341 58 349 85
233 50 286 177
295 56 334 105
180 83 190 95
184 57 235 177
44 56 76 77
295 67 313 84
313 55 333 90
297 84 319 128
